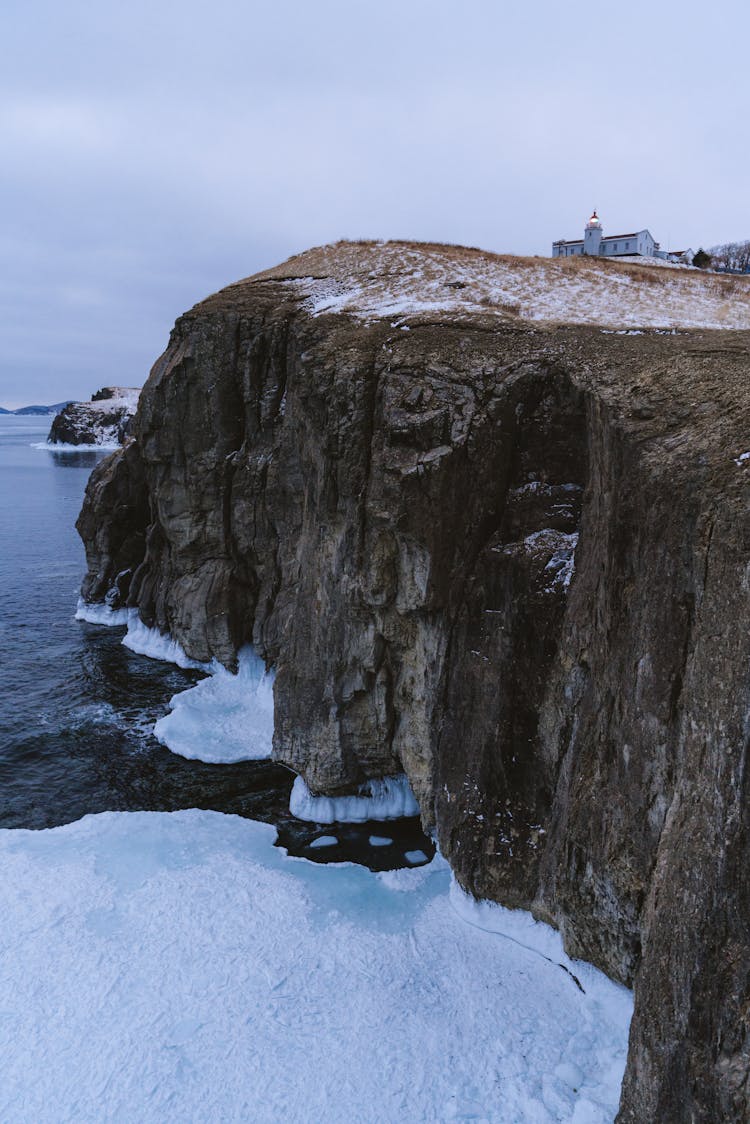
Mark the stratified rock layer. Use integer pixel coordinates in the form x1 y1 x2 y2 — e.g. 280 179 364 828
77 244 750 1122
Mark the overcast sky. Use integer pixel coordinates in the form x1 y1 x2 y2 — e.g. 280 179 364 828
2 0 748 407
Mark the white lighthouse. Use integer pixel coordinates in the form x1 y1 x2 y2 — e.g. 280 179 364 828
552 212 661 259
583 210 603 255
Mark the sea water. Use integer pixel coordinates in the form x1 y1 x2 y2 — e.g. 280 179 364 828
0 416 288 828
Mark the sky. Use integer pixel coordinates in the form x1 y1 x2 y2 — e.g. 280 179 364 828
2 0 748 407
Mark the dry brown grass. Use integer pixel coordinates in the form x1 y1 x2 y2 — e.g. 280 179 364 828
244 239 750 331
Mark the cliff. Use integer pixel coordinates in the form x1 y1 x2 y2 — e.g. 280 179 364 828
77 242 750 1121
49 386 141 446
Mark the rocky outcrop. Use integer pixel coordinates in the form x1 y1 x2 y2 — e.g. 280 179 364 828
49 386 140 446
76 243 750 1122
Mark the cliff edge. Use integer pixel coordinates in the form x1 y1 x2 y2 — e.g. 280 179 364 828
77 242 750 1121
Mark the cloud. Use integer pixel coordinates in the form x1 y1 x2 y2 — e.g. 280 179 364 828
1 0 749 405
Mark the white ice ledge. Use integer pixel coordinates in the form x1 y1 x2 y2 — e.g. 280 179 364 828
121 613 275 763
290 773 420 823
77 605 275 764
154 646 274 764
75 598 129 626
121 610 211 670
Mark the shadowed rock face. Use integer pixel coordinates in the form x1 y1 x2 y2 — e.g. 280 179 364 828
77 264 750 1122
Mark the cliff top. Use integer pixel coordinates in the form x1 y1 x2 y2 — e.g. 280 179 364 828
240 240 750 332
84 387 141 413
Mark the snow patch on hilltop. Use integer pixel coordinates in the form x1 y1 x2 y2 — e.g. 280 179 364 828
261 241 750 331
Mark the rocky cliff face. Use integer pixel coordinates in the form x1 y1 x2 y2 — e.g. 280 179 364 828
49 386 140 446
77 243 750 1122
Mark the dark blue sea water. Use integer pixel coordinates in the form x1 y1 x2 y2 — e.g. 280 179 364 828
0 415 296 831
0 416 432 866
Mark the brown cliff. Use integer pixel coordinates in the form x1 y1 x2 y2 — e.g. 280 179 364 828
77 243 750 1121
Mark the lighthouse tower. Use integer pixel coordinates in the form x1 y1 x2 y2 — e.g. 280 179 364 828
583 210 603 256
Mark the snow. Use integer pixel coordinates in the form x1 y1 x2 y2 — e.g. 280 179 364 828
264 242 750 331
451 881 598 983
154 645 275 763
0 809 632 1123
542 531 579 591
86 388 141 412
122 612 275 763
735 451 750 465
512 529 580 591
290 773 420 823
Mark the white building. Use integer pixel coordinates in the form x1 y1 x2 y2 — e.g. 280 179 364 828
552 211 658 259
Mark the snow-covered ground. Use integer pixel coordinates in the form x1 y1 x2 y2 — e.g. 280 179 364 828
252 241 750 331
0 810 632 1123
63 604 634 1117
88 387 141 412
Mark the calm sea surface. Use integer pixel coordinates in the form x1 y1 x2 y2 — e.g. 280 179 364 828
0 416 432 865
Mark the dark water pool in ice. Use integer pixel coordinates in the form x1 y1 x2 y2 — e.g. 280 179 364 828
0 417 433 868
